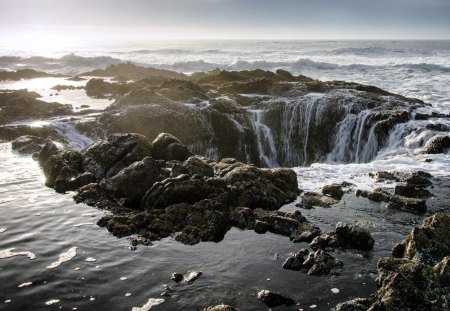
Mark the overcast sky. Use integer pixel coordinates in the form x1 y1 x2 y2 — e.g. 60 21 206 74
1 0 450 42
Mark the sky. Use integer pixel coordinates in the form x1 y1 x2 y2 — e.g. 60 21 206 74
1 0 450 45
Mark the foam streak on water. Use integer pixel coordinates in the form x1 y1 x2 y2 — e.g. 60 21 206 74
46 247 77 269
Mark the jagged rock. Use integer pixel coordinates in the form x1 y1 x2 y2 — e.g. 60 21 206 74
322 183 344 199
394 183 432 199
335 298 372 311
373 171 398 182
311 222 374 251
204 305 237 311
85 78 131 99
355 188 391 202
351 213 450 311
282 249 343 275
82 133 152 180
404 172 433 187
171 156 215 178
0 90 72 123
424 135 450 154
171 273 183 283
257 290 295 308
151 133 192 162
11 135 51 155
300 192 328 208
426 123 448 132
101 157 168 204
387 195 427 214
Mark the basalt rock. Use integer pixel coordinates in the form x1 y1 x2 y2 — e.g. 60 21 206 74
85 78 132 99
11 135 52 155
387 195 427 214
37 133 307 245
355 188 391 203
257 290 295 308
151 133 192 162
338 213 450 311
311 222 374 251
424 135 450 154
0 90 72 123
394 183 432 199
282 248 343 275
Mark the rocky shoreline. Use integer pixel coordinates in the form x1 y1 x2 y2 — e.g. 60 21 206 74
1 66 449 310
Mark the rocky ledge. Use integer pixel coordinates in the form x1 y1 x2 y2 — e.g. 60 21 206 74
15 132 321 245
336 213 450 311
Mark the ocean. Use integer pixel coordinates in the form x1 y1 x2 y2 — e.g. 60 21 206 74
0 40 449 310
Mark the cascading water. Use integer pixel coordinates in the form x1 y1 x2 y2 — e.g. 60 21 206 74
248 109 279 167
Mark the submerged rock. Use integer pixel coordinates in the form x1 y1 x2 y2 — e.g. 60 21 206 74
335 298 372 311
356 188 391 203
257 290 295 308
11 135 52 155
204 305 237 311
311 222 374 251
282 249 343 275
322 183 344 200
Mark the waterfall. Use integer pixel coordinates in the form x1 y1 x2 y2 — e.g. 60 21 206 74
248 109 279 167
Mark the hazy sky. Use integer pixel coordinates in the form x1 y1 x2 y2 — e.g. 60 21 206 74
1 0 450 43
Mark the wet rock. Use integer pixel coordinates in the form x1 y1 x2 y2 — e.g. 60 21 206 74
373 171 398 182
0 69 63 81
335 298 372 311
354 213 450 311
85 78 131 99
171 156 214 178
426 123 448 132
184 271 202 284
82 133 152 180
11 135 51 155
355 188 391 203
394 183 432 199
204 305 237 311
300 192 327 208
101 157 167 205
151 133 192 162
311 222 374 251
322 183 344 199
257 290 295 308
0 90 72 123
404 172 433 187
282 249 343 275
424 135 450 154
387 195 427 214
171 273 183 283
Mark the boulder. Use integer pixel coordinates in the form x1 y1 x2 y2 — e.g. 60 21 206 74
11 135 51 155
282 249 343 275
387 195 427 214
424 135 450 154
404 172 433 187
311 222 374 251
151 133 192 162
85 78 131 99
322 183 344 199
257 290 295 308
394 184 432 199
426 123 448 132
356 188 391 203
82 133 152 180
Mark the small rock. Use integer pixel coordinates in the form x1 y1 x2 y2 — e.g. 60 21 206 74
387 195 427 214
322 184 344 200
257 290 294 308
171 273 184 283
311 222 374 251
282 249 343 275
335 298 372 311
184 271 202 284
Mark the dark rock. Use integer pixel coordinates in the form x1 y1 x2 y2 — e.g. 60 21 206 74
311 222 374 251
424 135 450 154
282 249 343 275
426 123 448 132
394 183 432 198
322 183 344 199
373 171 398 182
257 290 295 308
101 157 167 205
0 69 63 81
151 133 192 162
335 298 372 311
171 273 183 283
85 78 131 99
82 133 152 180
387 195 427 214
204 305 237 311
404 172 433 187
11 135 51 155
355 188 391 203
171 156 214 178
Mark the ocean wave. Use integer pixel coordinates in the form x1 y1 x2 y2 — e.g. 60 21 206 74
128 48 223 55
317 46 434 57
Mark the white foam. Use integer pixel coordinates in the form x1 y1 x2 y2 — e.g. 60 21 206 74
0 228 6 233
331 288 340 294
0 248 36 260
120 277 127 281
45 299 60 305
73 223 95 227
85 257 96 262
131 298 164 311
125 293 132 297
18 282 33 288
46 247 77 269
